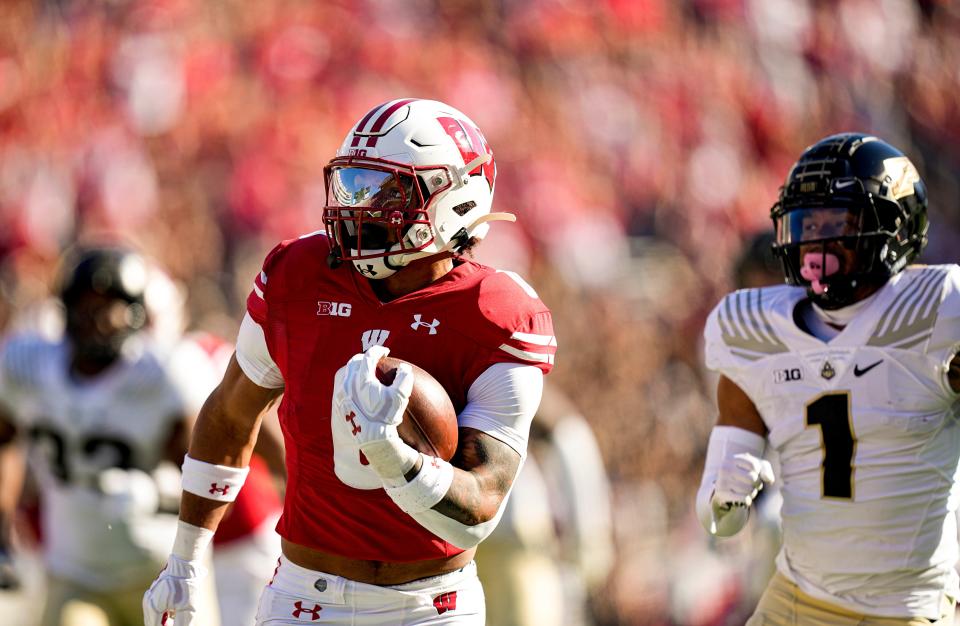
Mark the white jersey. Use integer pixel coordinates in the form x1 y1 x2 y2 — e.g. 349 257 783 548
704 264 960 619
0 334 211 590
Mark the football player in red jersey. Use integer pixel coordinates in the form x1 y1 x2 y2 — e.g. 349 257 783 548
144 99 557 625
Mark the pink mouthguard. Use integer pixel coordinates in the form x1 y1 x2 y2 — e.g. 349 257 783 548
800 252 840 294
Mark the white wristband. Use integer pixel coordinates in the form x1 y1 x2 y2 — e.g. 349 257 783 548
181 454 249 502
385 454 454 514
696 426 766 537
172 520 214 562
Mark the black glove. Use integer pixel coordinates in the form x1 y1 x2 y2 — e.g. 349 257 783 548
0 547 21 591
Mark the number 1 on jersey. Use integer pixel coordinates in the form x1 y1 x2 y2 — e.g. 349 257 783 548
805 392 856 500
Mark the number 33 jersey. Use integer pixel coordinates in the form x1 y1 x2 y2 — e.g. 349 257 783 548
0 335 212 589
704 264 960 618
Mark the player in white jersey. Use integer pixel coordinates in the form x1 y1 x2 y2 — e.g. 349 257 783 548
0 246 219 626
697 133 960 625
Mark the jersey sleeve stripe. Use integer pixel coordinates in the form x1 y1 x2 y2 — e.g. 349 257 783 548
509 331 557 347
718 291 787 356
498 343 555 365
875 268 933 336
890 268 938 330
869 267 950 348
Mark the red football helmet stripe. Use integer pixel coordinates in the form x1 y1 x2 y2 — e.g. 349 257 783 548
350 100 391 147
365 98 418 147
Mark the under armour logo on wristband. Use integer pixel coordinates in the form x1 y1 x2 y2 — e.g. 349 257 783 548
292 601 322 620
209 483 230 496
433 591 457 615
345 411 361 435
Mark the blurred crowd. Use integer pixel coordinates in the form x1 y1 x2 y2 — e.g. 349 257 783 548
1 0 959 624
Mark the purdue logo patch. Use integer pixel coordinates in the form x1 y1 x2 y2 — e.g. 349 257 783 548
820 361 836 380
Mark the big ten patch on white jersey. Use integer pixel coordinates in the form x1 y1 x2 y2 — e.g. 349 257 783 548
703 264 960 616
0 334 191 587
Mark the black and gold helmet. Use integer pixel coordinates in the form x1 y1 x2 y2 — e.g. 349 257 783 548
57 246 149 363
770 133 928 308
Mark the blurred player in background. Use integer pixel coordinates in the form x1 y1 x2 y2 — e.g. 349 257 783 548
144 98 556 625
698 133 960 624
0 245 220 626
476 383 613 626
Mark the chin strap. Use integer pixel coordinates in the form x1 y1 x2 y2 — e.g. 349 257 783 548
458 154 492 184
392 212 518 269
435 212 517 253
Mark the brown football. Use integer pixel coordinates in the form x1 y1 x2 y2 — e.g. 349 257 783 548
375 356 458 461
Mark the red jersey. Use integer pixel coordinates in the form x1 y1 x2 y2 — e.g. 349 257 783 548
246 232 555 562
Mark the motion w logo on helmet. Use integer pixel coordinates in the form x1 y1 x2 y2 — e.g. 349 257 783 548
884 157 921 199
437 116 496 189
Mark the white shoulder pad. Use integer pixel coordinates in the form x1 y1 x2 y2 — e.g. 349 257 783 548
925 265 960 359
862 265 956 355
0 334 56 392
703 288 789 387
165 340 222 417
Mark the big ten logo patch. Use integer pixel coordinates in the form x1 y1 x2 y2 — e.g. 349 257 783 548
317 301 352 317
774 368 803 384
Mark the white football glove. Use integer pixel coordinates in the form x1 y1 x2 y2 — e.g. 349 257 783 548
142 555 205 626
332 346 417 485
712 451 775 512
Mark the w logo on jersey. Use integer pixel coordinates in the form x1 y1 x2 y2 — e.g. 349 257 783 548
433 591 458 615
361 330 390 351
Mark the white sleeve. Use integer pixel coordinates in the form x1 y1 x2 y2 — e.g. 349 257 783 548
696 425 767 537
165 347 216 417
457 362 544 457
235 313 284 389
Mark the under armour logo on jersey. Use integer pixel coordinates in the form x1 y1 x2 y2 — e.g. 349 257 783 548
411 314 440 334
209 483 230 496
361 329 390 351
345 411 361 436
433 591 458 615
292 601 322 620
317 301 352 317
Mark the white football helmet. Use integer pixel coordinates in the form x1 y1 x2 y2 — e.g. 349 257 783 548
323 98 513 279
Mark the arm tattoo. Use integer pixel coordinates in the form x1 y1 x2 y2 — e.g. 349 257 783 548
432 428 520 526
949 354 960 394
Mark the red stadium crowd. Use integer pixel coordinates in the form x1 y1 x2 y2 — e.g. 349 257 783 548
0 1 959 624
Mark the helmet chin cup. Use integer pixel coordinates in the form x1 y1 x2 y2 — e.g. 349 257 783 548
348 240 425 279
350 258 397 280
806 274 858 309
350 250 399 280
